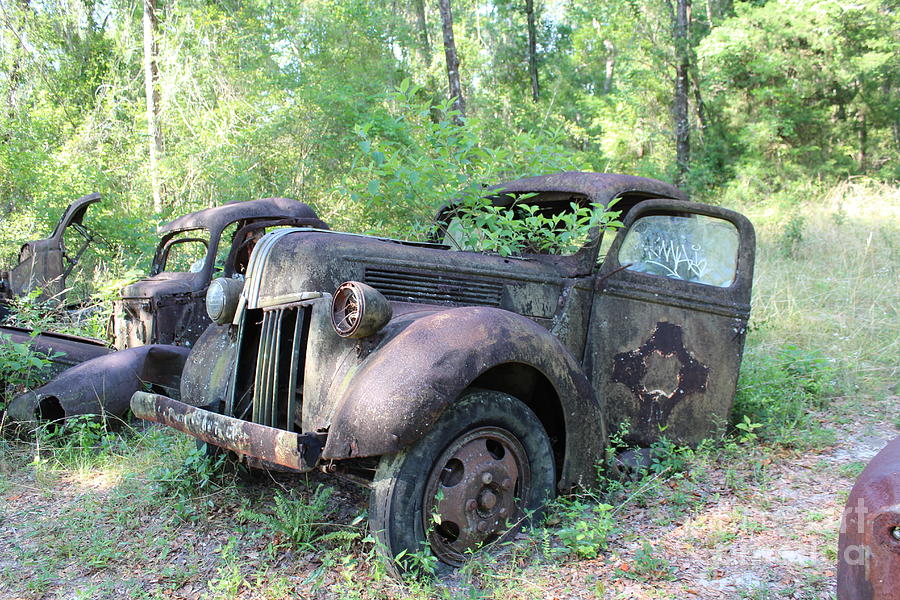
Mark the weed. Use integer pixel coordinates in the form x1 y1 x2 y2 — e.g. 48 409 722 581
622 541 674 581
732 344 835 447
238 485 333 551
549 495 616 559
778 213 805 257
0 331 59 410
205 537 245 599
838 461 867 480
32 415 125 470
150 441 228 499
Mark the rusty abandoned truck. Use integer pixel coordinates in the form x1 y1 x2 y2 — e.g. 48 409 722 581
132 172 756 568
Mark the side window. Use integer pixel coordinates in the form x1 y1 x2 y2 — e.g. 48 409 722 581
618 214 739 287
161 232 209 273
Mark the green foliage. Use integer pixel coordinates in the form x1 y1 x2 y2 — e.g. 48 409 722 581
237 486 334 551
342 81 588 237
0 332 58 410
732 345 835 446
146 442 229 521
548 495 616 559
777 214 805 258
698 0 898 182
446 196 622 257
623 541 674 581
32 415 125 470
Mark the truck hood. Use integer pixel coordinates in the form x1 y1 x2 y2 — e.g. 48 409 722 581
243 229 568 320
120 272 205 300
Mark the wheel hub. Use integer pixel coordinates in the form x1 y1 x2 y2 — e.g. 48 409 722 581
423 426 531 566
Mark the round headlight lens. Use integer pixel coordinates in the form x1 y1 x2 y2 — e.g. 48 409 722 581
206 277 244 325
331 281 392 338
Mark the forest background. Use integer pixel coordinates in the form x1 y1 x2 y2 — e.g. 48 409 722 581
0 0 896 276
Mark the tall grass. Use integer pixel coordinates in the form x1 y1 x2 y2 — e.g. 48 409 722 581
730 179 898 433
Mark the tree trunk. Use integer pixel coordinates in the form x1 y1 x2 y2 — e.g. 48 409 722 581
412 0 431 65
143 0 163 213
720 0 733 18
674 0 691 185
438 0 465 122
691 68 707 133
525 0 539 102
603 39 615 94
857 109 867 172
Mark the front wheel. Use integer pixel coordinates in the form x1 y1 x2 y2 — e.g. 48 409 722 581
369 389 556 571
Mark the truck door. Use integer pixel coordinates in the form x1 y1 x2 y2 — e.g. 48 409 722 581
586 199 755 447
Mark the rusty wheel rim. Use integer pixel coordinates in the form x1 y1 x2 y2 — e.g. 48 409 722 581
423 426 531 566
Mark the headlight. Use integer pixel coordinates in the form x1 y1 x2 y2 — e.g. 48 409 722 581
331 281 392 338
206 277 244 325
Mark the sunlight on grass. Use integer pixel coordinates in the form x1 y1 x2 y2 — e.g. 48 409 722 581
735 180 899 398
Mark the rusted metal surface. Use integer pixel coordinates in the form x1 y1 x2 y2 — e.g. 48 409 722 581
331 281 393 338
7 344 190 422
141 172 756 565
838 436 900 600
588 199 755 446
610 321 710 441
0 325 111 381
130 391 323 471
112 198 327 349
321 306 604 490
424 426 528 564
0 193 101 305
157 197 323 235
175 173 754 478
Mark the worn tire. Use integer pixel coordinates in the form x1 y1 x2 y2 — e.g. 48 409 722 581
369 388 555 573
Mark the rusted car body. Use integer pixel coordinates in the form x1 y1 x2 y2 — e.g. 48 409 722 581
112 197 327 349
132 172 755 568
5 198 326 423
838 436 900 600
0 192 102 312
0 193 114 405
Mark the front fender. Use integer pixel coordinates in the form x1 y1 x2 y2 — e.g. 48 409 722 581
8 344 191 422
322 306 605 489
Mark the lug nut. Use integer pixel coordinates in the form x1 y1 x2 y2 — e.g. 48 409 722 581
892 526 900 542
501 478 512 490
477 520 488 533
481 472 493 485
466 499 477 511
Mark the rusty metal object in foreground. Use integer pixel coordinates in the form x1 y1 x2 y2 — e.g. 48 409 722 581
8 345 190 422
133 172 757 570
130 391 323 471
838 435 900 600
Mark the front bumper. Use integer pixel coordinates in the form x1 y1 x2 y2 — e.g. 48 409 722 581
130 391 324 471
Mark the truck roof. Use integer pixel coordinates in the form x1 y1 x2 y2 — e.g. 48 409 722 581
159 198 319 234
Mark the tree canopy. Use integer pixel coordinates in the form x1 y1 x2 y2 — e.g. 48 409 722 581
0 0 896 264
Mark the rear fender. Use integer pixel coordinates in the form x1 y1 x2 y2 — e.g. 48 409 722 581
322 306 606 489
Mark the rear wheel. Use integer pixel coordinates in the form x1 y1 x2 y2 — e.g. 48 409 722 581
369 389 555 571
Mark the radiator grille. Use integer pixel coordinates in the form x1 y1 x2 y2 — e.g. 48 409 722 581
230 306 309 432
364 267 502 307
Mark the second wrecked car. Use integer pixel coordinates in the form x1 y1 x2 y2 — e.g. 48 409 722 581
7 197 327 422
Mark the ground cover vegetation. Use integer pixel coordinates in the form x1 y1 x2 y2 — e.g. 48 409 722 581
0 0 897 597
